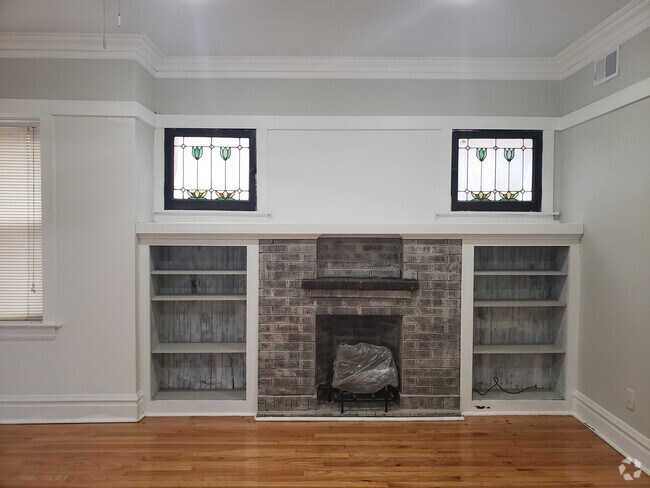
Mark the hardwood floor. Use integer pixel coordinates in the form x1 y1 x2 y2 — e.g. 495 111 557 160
0 416 647 487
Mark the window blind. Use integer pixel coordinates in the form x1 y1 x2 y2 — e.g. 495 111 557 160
0 126 42 320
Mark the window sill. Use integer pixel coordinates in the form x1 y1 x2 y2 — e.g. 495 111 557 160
0 321 63 341
435 211 559 223
152 210 271 223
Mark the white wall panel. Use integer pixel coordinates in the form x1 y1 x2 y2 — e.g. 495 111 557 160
0 116 138 421
267 129 448 224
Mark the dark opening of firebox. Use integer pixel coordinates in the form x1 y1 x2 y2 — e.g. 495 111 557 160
316 315 402 398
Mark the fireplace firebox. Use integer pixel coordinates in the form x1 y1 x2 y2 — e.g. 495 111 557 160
316 315 402 391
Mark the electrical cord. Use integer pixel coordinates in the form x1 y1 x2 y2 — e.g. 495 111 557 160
473 376 538 396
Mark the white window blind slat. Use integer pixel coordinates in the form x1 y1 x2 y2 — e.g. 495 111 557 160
0 127 42 320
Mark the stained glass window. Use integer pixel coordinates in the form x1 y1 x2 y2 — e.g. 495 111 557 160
451 130 542 212
164 128 256 211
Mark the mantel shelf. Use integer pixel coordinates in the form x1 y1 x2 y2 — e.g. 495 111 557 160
151 294 246 301
302 278 418 291
136 222 585 240
152 343 246 354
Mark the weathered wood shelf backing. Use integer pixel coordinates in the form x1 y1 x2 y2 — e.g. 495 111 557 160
474 300 566 307
474 270 567 276
474 246 569 272
149 245 249 403
471 245 570 405
150 245 247 271
153 389 246 401
472 388 564 401
473 344 565 354
152 294 246 301
152 343 246 354
151 270 247 275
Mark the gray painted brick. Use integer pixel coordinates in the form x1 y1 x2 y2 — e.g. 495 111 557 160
258 237 461 415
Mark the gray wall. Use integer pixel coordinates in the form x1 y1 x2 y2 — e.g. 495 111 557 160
561 28 650 115
555 98 650 437
134 120 154 222
0 58 155 111
557 28 650 436
154 78 560 116
0 57 559 117
134 64 156 112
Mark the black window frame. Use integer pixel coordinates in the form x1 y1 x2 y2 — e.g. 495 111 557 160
164 128 257 211
451 129 543 212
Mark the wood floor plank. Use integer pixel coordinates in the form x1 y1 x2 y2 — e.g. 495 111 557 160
0 416 647 487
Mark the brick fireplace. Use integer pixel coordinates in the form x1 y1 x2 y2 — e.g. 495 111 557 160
258 238 462 417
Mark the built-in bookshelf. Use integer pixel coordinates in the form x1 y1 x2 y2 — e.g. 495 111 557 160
149 246 248 402
472 246 570 403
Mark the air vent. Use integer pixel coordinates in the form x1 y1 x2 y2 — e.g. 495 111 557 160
593 48 619 86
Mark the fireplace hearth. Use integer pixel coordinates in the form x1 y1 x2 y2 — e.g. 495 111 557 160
258 237 462 417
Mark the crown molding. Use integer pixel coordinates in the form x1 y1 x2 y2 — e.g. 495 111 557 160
0 33 163 76
0 33 557 80
0 1 647 81
555 0 650 79
156 55 558 80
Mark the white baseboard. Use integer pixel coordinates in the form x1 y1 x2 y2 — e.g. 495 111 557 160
0 393 140 424
574 391 649 475
463 410 573 416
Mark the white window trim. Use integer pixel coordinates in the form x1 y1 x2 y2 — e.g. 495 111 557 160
0 321 62 340
0 115 62 340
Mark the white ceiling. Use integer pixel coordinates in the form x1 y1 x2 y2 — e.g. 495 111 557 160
0 0 634 58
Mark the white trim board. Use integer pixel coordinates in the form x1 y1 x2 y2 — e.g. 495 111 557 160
462 411 573 416
0 1 648 80
0 393 140 424
556 77 650 130
574 391 650 475
0 99 156 128
135 222 585 240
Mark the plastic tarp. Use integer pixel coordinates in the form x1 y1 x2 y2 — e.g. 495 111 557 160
331 342 399 394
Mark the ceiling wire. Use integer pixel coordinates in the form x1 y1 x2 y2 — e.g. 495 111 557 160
103 0 106 49
103 0 120 49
